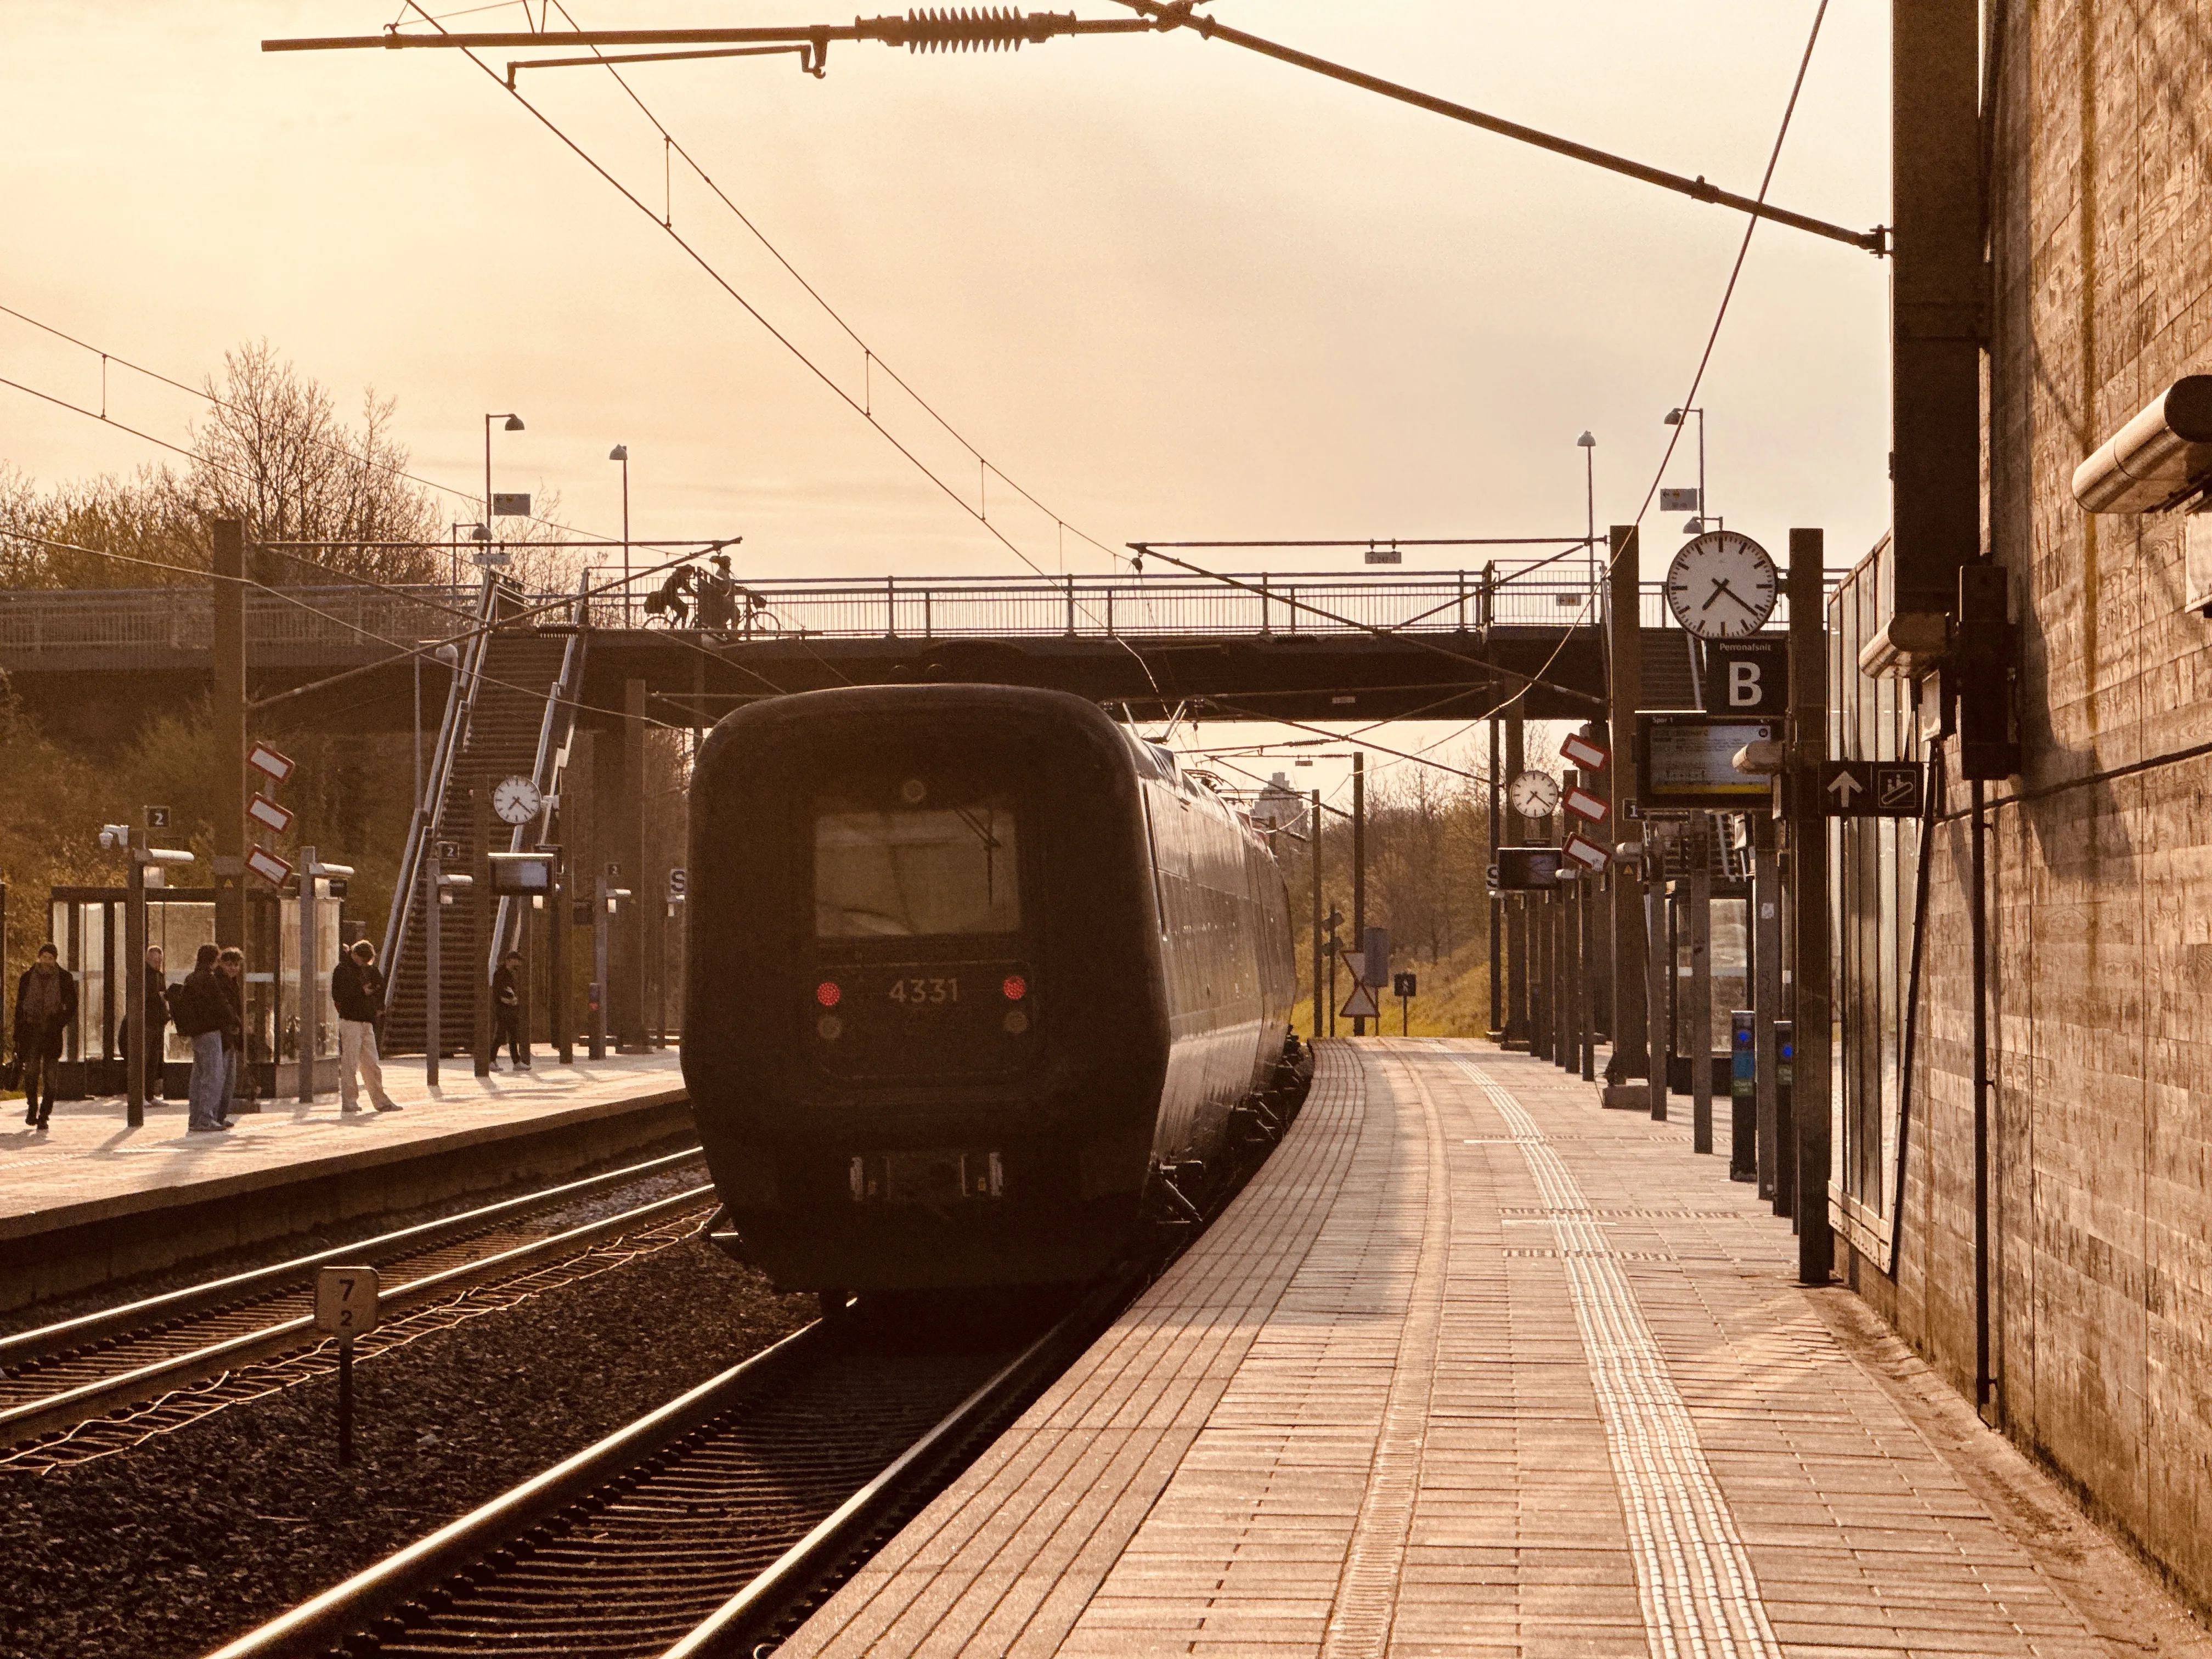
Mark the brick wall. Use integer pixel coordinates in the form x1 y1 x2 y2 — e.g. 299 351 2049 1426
1846 0 2212 1611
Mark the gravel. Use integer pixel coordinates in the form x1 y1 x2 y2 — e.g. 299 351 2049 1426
3 1237 818 1659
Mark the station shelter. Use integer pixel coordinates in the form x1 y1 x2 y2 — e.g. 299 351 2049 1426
43 881 345 1102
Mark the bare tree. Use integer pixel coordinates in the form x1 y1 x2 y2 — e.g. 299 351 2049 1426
188 341 443 584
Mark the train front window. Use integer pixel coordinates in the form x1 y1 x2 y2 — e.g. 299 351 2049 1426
814 798 1021 938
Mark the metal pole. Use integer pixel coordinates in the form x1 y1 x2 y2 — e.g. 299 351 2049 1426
1488 718 1503 1037
1689 816 1713 1153
125 834 146 1129
550 851 572 1064
1351 753 1366 1037
1607 525 1647 1090
1972 776 1992 1407
413 652 423 828
298 847 318 1104
424 847 442 1089
473 784 493 1078
1788 527 1833 1282
591 871 610 1061
1752 814 1783 1199
1580 864 1597 1082
212 520 247 951
1300 792 1318 1040
1503 713 1527 1047
1646 853 1669 1121
621 450 631 628
337 1335 354 1466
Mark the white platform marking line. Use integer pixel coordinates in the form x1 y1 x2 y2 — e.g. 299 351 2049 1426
1456 1059 1781 1659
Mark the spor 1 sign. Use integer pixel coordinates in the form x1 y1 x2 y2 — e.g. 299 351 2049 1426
1700 636 1789 716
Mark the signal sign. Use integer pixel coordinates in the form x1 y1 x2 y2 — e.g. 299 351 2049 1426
1562 832 1611 871
247 794 294 834
245 846 292 888
1339 980 1380 1019
1564 786 1609 824
1560 731 1609 771
247 742 295 784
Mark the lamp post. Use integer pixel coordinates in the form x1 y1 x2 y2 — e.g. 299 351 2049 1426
609 444 630 624
484 412 524 567
1663 407 1708 533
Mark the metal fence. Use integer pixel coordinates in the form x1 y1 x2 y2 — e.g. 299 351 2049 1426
0 567 1815 664
0 584 477 658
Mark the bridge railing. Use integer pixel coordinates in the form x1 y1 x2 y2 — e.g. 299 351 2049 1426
0 584 478 657
579 567 1784 640
0 569 1816 664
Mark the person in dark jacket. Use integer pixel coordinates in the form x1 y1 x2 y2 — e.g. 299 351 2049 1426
116 944 170 1103
492 950 529 1071
15 944 78 1131
216 949 246 1125
177 944 230 1132
332 941 398 1114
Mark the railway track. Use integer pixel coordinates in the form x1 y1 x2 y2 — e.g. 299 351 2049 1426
0 1147 715 1468
208 1279 1128 1659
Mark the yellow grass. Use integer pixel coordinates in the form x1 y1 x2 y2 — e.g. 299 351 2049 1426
1289 938 1495 1040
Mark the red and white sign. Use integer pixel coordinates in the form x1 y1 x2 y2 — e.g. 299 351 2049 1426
247 742 295 784
1564 786 1609 824
1562 832 1611 871
247 793 294 834
245 846 293 888
1561 731 1610 772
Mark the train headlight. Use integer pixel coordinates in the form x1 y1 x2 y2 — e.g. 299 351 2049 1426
816 980 842 1007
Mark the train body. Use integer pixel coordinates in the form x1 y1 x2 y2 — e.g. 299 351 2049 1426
681 684 1297 1290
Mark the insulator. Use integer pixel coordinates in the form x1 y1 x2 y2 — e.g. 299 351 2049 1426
889 8 1072 52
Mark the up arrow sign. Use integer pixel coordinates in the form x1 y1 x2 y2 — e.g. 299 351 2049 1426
1819 760 1875 815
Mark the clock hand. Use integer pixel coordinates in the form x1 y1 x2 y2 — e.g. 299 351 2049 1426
1716 582 1764 618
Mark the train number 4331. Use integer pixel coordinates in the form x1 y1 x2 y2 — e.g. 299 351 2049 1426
889 977 958 1006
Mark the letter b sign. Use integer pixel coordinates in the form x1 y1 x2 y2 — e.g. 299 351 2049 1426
1702 638 1787 716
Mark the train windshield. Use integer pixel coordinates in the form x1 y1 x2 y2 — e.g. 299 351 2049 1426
814 798 1021 938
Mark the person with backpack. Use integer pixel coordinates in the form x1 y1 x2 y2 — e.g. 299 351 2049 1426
14 944 78 1132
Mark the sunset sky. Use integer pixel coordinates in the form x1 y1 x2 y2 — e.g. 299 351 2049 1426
3 1 1891 787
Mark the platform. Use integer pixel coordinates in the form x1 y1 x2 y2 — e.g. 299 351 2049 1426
786 1039 2184 1659
0 1051 690 1312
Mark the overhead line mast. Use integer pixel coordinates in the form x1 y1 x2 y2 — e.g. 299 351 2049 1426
263 5 1884 255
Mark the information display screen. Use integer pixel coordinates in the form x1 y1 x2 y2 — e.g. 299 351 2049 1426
1637 713 1775 810
1491 846 1566 891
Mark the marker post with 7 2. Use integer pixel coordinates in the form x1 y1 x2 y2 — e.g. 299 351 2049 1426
314 1265 380 1466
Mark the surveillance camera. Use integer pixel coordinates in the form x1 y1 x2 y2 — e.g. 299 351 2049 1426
2072 375 2212 514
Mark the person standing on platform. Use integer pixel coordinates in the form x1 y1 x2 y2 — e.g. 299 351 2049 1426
117 944 170 1103
176 944 229 1133
492 949 530 1071
332 940 400 1114
216 949 246 1126
14 944 78 1132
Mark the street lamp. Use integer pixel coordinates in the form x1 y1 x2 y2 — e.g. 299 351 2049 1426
609 444 631 624
1662 406 1707 535
484 412 524 575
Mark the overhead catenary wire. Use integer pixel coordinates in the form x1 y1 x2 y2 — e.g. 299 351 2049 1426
0 302 590 542
389 0 1163 695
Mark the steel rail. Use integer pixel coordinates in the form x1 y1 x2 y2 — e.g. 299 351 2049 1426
0 1181 715 1452
206 1282 1122 1659
0 1145 703 1368
661 1283 1121 1656
204 1320 829 1659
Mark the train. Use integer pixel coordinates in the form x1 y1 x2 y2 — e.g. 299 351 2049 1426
681 684 1306 1293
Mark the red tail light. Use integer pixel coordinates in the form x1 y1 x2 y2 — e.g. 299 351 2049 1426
816 980 842 1007
1002 974 1027 1001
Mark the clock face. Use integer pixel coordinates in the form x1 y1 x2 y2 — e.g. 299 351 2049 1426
492 775 544 826
1664 531 1778 640
1508 770 1561 820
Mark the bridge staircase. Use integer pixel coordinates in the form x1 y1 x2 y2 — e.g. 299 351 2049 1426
380 575 586 1056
